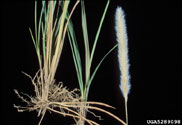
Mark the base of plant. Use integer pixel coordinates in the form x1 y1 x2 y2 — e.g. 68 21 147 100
14 72 126 125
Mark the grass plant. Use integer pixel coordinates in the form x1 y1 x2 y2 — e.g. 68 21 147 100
67 0 126 125
14 1 82 125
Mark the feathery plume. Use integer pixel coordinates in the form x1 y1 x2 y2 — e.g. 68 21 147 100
115 6 130 125
115 6 130 101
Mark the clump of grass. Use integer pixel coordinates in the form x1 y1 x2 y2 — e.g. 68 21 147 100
14 1 82 125
67 0 126 125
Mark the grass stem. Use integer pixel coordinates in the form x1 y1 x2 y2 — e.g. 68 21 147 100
125 100 128 125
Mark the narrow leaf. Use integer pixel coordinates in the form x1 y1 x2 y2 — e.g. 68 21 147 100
90 0 110 65
85 44 118 99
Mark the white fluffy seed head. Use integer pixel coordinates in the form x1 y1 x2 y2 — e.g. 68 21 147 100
115 7 130 101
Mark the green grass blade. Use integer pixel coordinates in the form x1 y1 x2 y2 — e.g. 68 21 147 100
81 1 91 87
54 15 62 41
67 31 84 95
29 28 36 48
67 20 84 95
68 22 83 82
41 1 47 61
34 1 38 47
37 1 45 53
34 1 41 58
90 0 110 65
85 44 118 99
52 1 57 15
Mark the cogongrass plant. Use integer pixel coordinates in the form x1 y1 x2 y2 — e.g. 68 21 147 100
14 1 83 125
115 7 131 125
67 0 126 125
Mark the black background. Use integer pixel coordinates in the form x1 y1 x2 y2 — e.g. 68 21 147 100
2 0 182 125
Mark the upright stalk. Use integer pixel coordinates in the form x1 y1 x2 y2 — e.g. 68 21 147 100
125 100 128 125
